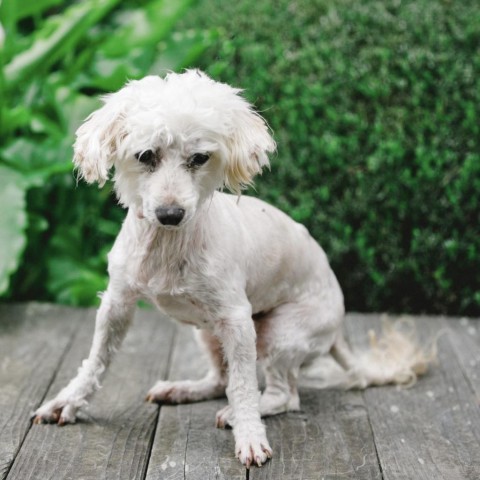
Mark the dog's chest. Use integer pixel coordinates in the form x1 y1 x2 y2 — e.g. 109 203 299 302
152 293 215 328
128 255 218 328
117 222 236 328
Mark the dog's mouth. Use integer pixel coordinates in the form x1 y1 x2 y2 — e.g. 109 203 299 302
157 222 185 231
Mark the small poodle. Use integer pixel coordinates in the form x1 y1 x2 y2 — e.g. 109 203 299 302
33 70 429 467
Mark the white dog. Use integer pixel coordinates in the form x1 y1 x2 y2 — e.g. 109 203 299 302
33 70 430 467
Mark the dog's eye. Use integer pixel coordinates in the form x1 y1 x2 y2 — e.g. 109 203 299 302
135 149 155 165
188 153 210 168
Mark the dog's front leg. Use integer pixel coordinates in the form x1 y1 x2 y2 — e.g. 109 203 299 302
216 307 272 467
33 287 135 425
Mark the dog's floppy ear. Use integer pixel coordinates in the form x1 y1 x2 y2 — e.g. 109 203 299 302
224 106 276 194
73 96 127 187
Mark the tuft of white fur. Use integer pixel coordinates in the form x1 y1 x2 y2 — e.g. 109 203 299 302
355 319 437 387
73 70 275 194
300 318 438 390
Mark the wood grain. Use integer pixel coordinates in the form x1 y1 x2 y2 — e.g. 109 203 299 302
445 316 480 398
145 324 245 480
6 307 175 480
2 306 479 479
251 388 381 480
345 314 480 480
0 304 82 480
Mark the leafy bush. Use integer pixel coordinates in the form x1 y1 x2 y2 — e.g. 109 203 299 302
179 0 480 315
0 0 216 305
2 0 478 316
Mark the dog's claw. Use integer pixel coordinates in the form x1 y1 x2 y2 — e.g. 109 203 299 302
32 415 43 425
237 441 271 468
32 408 59 425
262 444 273 458
215 415 229 429
215 405 233 429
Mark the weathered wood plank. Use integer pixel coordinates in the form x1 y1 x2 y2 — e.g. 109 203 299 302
251 388 382 480
147 400 245 480
0 303 82 480
345 314 480 480
6 307 176 480
148 322 382 480
445 317 480 398
146 325 245 480
3 307 479 479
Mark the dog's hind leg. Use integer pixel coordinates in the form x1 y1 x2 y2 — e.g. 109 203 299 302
255 299 343 416
146 329 227 404
330 333 357 370
215 363 300 429
259 360 301 416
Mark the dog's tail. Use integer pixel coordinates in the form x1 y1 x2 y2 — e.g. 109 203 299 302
300 318 439 390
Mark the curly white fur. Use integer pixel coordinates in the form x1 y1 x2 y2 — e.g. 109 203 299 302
33 70 432 468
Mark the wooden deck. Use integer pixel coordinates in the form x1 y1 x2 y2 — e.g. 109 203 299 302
0 303 478 479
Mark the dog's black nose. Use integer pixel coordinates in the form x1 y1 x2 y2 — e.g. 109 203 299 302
155 206 185 226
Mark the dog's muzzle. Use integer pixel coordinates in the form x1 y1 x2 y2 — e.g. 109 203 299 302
155 206 186 226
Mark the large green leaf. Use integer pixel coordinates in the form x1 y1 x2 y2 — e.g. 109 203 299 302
22 0 65 20
99 0 195 58
1 137 73 181
0 165 28 295
85 0 197 91
48 257 107 306
4 0 122 87
6 0 65 22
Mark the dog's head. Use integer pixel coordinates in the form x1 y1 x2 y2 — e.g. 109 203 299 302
73 70 275 228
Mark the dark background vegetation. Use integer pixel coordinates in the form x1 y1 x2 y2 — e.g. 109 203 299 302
1 0 479 315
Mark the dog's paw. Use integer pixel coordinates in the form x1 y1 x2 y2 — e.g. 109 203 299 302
146 378 225 404
33 399 78 426
235 433 272 468
215 405 233 429
145 380 195 404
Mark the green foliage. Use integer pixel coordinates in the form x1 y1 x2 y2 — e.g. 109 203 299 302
179 0 480 315
2 0 478 316
0 0 217 304
0 166 28 293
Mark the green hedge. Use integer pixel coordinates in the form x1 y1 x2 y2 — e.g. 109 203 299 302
2 0 479 316
180 0 480 315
